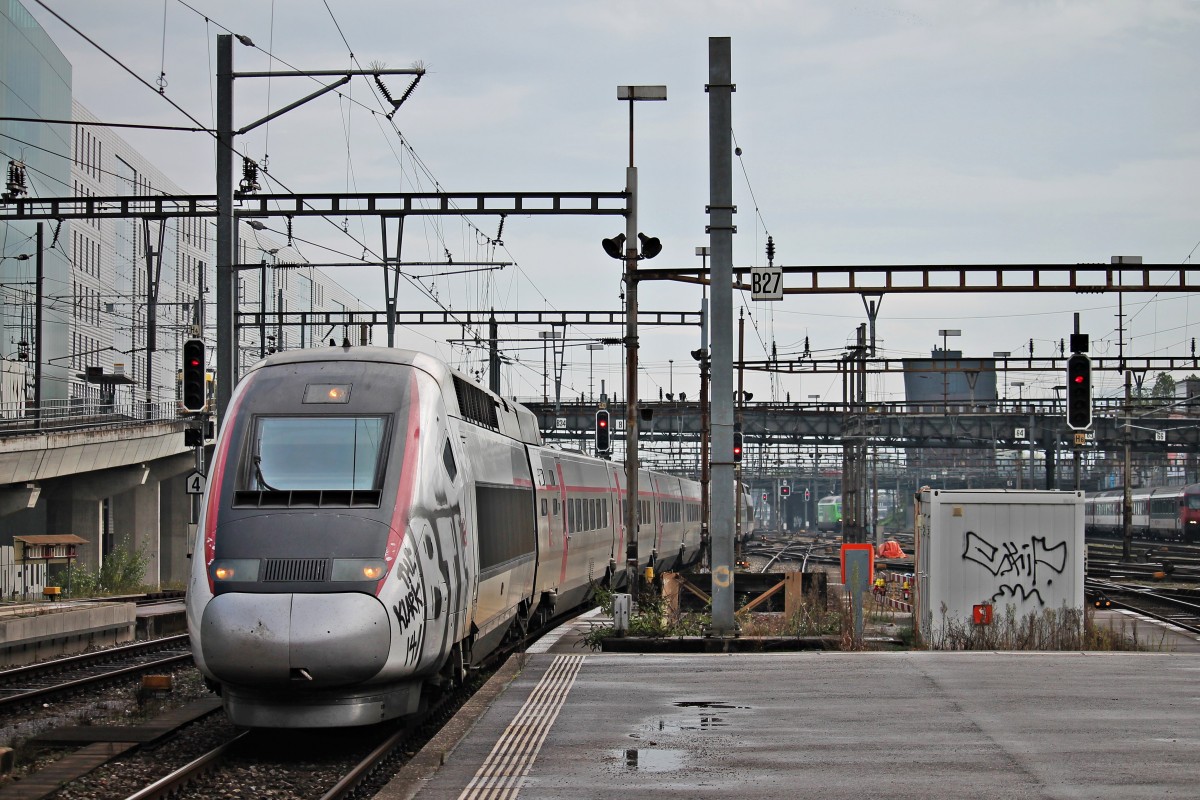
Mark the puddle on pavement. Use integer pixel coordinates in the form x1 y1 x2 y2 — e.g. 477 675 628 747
673 700 748 710
655 715 729 732
617 747 686 772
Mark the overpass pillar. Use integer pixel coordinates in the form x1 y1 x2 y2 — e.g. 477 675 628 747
44 489 103 572
157 472 192 585
112 481 161 587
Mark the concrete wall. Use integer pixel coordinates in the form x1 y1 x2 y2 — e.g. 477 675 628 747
0 602 135 666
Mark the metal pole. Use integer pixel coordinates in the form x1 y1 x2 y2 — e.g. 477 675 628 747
708 37 736 635
259 258 267 359
489 312 500 394
1118 292 1133 561
700 291 705 561
736 308 745 557
33 223 43 429
624 164 640 593
1123 368 1132 561
215 34 236 421
1028 409 1035 487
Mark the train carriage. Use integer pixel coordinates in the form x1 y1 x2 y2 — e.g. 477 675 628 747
816 495 843 533
1084 483 1200 543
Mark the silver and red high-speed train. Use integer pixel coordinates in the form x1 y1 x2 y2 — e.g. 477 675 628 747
186 346 706 728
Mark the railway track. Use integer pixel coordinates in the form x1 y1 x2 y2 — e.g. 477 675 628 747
3 607 577 800
0 635 193 712
107 695 465 800
1087 579 1200 636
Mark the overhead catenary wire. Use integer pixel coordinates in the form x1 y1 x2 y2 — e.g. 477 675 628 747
27 2 483 344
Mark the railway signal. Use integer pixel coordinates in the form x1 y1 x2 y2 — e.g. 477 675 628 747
733 431 743 463
594 409 610 453
1066 353 1092 430
780 485 791 498
181 339 206 413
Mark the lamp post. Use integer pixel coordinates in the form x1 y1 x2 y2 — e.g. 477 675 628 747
695 245 711 556
993 351 1010 404
1012 380 1025 402
258 248 279 359
616 84 666 593
587 343 603 401
938 329 961 413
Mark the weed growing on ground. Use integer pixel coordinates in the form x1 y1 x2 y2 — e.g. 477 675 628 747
926 603 1160 651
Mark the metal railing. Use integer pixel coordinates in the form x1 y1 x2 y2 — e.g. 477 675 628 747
0 399 182 435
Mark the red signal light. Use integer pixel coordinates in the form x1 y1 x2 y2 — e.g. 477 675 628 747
181 339 207 412
594 409 611 452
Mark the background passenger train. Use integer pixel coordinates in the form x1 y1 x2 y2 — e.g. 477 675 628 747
1084 483 1200 543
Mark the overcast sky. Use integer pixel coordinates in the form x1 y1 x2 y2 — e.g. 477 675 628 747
21 0 1200 406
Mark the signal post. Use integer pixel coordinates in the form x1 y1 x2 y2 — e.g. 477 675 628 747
1065 317 1092 494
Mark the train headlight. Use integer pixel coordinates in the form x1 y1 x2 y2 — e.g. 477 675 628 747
332 559 387 581
302 383 352 404
211 559 260 581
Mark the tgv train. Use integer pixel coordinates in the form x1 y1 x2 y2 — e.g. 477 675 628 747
186 347 706 727
1085 484 1200 543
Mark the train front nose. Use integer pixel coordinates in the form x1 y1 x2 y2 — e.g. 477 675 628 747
200 592 391 687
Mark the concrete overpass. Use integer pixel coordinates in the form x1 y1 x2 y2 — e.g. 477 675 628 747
0 404 201 596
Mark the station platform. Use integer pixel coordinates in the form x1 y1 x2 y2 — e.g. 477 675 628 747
377 610 1200 800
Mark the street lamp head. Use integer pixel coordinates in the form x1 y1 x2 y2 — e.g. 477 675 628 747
617 85 667 101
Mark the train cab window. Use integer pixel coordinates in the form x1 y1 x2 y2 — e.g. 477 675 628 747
442 440 458 481
244 416 387 492
1188 495 1200 510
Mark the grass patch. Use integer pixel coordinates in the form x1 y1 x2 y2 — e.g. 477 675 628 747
925 603 1162 651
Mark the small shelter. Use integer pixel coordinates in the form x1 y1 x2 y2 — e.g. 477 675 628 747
13 535 88 598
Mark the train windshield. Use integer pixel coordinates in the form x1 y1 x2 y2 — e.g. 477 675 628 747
1188 495 1200 510
247 416 387 491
